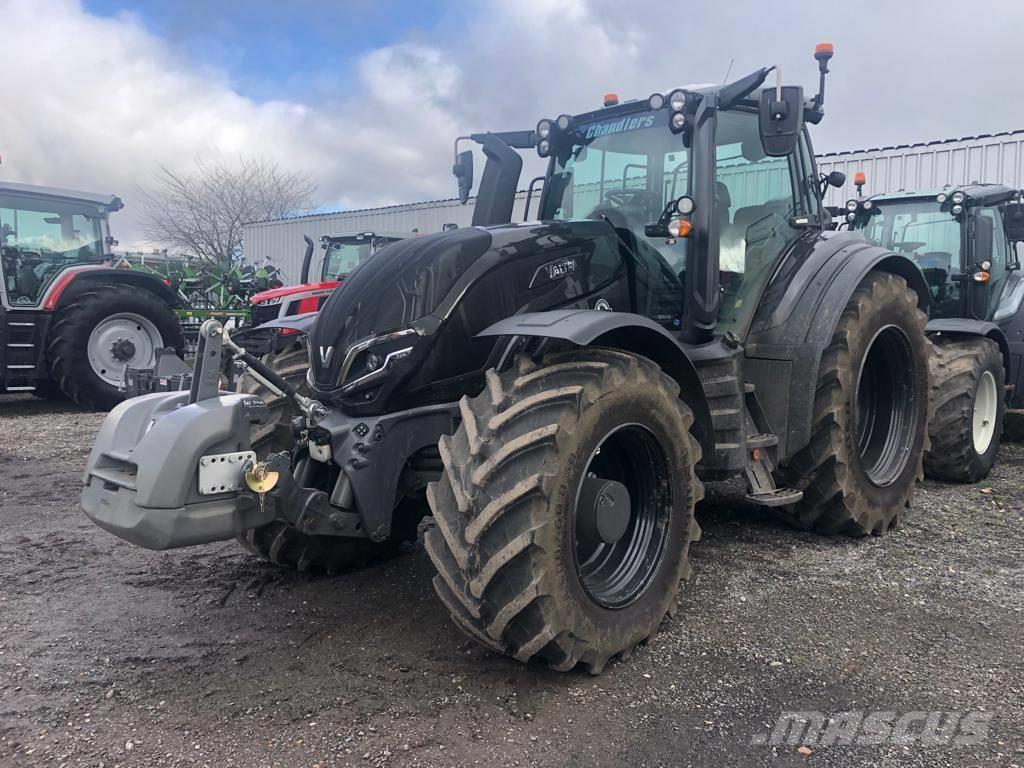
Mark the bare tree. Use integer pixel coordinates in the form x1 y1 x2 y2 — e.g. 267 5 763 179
139 157 316 270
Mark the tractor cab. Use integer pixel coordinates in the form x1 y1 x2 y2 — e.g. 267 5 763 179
847 184 1023 321
0 182 121 308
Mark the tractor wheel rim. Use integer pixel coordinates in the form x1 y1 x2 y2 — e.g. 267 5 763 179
972 370 998 454
87 313 164 387
854 324 918 487
572 423 671 610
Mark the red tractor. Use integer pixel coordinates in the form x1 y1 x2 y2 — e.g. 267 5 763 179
242 230 413 355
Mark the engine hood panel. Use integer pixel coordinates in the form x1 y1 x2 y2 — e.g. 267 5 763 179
308 219 623 404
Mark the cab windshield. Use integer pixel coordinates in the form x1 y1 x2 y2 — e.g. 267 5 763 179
322 236 402 281
542 108 688 270
0 195 105 305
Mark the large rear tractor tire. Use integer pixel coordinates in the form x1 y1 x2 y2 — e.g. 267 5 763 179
47 283 184 410
235 337 418 573
923 337 1005 483
425 349 703 673
779 272 929 535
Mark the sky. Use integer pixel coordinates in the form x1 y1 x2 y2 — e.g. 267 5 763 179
1 0 1023 249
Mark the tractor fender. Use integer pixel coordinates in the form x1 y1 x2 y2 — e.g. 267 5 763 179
46 266 182 310
926 318 1011 382
477 310 714 456
744 231 930 461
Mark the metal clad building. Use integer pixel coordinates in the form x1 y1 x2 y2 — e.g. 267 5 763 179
817 129 1024 207
244 191 533 283
245 130 1024 284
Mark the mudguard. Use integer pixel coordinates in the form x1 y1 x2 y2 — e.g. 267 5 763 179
477 309 715 455
80 391 274 549
926 318 1011 381
744 230 929 460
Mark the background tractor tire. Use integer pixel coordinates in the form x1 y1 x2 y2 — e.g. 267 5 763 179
235 337 419 573
923 337 1005 483
1004 410 1024 443
47 283 184 410
31 378 68 401
425 349 702 674
779 272 929 535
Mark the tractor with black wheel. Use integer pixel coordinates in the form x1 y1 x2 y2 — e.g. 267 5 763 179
846 184 1024 481
0 182 184 409
81 45 932 673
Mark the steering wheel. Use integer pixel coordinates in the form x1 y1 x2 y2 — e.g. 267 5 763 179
604 189 659 209
893 241 927 253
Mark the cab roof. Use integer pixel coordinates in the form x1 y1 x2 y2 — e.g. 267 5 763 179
868 183 1018 207
0 181 123 212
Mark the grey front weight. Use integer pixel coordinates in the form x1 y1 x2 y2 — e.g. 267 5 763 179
80 391 274 550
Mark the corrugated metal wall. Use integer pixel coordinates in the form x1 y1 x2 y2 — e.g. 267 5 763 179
817 130 1024 207
246 130 1024 284
244 191 534 283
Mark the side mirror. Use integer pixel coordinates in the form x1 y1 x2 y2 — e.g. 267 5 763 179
826 170 845 188
453 150 474 204
1004 202 1024 242
819 170 845 199
758 85 804 156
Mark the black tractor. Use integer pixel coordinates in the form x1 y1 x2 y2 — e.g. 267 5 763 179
845 184 1024 480
0 182 184 408
81 46 932 673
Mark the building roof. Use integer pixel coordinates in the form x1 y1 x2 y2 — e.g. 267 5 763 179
817 128 1024 158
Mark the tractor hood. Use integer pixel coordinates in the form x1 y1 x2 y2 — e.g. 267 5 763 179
307 219 622 408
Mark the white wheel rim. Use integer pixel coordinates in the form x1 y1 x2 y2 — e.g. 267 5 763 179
87 313 164 387
972 370 999 454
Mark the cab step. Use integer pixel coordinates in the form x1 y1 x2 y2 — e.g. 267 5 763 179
746 433 778 449
745 488 803 507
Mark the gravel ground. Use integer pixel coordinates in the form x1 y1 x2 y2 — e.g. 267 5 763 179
0 394 1022 768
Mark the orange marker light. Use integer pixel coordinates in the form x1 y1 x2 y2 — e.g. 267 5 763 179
668 219 693 238
974 271 991 283
603 93 619 107
854 171 866 186
815 42 834 56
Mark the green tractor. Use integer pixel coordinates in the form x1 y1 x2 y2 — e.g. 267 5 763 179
845 183 1024 480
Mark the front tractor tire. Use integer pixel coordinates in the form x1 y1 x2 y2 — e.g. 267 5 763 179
47 283 184 410
780 272 930 535
425 349 703 674
923 337 1005 483
236 338 418 573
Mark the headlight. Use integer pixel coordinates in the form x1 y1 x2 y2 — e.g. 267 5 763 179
648 93 665 110
846 212 856 222
846 199 858 212
952 204 964 216
537 138 551 158
668 89 687 112
556 114 573 131
862 200 874 210
936 192 948 204
336 329 417 392
951 191 966 205
536 119 552 140
670 112 686 131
